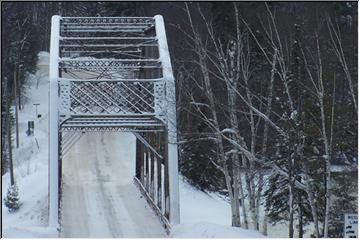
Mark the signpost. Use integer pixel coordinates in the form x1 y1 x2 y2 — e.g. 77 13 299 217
33 103 40 118
344 213 358 238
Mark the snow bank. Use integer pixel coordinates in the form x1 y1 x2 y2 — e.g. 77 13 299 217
179 177 231 225
3 226 58 238
172 222 263 238
173 177 264 238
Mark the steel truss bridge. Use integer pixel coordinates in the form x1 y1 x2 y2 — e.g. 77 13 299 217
49 15 179 232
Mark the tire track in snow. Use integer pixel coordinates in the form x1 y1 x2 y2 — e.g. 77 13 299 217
93 133 123 237
60 138 90 237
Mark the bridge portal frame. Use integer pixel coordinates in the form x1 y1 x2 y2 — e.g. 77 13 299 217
49 15 179 231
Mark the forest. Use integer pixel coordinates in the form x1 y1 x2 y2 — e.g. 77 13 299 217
1 2 358 238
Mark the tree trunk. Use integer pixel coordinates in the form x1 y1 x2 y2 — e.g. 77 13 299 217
231 167 241 227
231 154 241 227
259 48 278 235
239 171 249 229
14 70 19 148
243 58 258 230
5 79 15 186
288 157 295 238
244 157 256 229
289 183 294 238
262 210 268 236
320 99 331 238
298 193 303 238
303 170 320 237
255 172 264 231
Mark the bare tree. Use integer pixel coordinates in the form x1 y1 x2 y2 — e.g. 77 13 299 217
327 17 357 113
301 33 337 238
184 3 241 227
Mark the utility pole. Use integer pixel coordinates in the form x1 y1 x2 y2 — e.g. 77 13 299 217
14 69 19 148
18 68 22 110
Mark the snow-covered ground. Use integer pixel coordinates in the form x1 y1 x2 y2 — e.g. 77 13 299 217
2 52 57 237
2 51 265 238
174 178 263 238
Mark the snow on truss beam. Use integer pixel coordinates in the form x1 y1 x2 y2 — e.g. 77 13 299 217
59 44 158 48
58 60 161 70
61 16 154 21
58 77 163 82
49 15 61 230
59 58 160 62
60 50 142 54
61 25 150 30
154 15 180 225
61 37 157 40
60 126 164 132
62 22 154 26
61 29 146 33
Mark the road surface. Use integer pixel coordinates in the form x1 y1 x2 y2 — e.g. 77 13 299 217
60 132 166 237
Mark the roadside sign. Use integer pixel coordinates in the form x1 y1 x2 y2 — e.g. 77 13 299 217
344 213 358 238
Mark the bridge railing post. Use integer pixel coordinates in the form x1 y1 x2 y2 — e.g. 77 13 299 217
154 15 180 225
49 15 61 229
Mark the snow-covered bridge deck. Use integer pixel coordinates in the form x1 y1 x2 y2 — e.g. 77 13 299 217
60 132 166 237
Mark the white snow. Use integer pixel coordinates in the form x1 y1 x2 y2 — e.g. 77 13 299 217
172 177 264 238
221 128 237 134
290 110 298 120
172 222 263 238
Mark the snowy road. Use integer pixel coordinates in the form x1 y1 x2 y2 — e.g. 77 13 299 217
60 132 166 237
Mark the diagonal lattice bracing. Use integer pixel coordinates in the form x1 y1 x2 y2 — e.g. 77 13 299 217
59 58 161 70
59 80 162 115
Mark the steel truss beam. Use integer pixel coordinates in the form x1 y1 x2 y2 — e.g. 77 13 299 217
61 36 156 40
60 126 163 132
61 17 154 24
59 58 161 67
59 77 163 82
49 15 179 231
61 116 164 129
60 44 158 48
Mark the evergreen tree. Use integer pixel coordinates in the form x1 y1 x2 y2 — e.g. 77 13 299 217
4 184 21 212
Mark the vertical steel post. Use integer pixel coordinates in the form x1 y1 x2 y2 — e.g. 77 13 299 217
150 139 155 199
154 15 180 225
135 138 142 180
49 15 61 229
